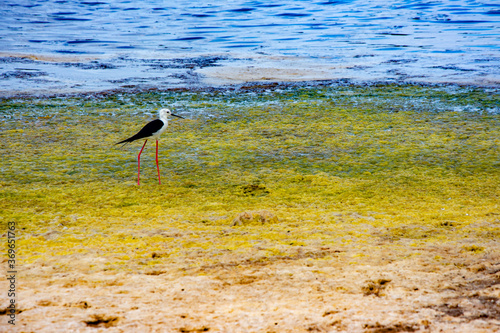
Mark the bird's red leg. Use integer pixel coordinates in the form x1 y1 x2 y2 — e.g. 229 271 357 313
156 140 161 185
137 140 147 186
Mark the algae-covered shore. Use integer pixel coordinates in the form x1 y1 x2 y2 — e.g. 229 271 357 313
1 84 499 332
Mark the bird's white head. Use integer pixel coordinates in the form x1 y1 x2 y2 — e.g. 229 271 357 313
159 108 184 120
159 108 172 120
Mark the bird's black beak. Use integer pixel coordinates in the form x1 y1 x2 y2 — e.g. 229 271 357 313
171 113 184 119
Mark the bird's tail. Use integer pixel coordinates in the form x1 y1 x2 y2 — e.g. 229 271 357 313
115 136 137 148
116 139 130 145
115 141 131 149
115 133 140 146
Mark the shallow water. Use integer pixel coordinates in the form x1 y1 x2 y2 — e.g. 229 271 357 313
1 0 499 95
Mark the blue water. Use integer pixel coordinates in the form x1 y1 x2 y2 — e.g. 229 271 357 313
1 0 499 95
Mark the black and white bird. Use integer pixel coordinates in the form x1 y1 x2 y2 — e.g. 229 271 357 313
116 108 184 185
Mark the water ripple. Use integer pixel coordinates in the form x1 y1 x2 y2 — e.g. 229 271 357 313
0 0 498 94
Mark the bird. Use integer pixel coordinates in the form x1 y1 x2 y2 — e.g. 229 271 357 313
116 108 184 185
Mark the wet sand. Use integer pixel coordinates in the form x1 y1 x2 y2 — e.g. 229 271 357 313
4 226 500 332
1 51 499 98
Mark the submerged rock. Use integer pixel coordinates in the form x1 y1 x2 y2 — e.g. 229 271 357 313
231 210 278 226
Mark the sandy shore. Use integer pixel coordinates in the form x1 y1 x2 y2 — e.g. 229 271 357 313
4 230 500 332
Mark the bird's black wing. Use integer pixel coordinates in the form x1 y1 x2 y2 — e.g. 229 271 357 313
116 119 164 145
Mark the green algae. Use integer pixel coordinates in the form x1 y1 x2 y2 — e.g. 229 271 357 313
0 84 499 272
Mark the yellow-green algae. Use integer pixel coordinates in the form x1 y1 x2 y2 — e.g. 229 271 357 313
0 84 499 274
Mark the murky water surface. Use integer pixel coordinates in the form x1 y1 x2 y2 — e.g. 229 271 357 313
1 0 499 95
